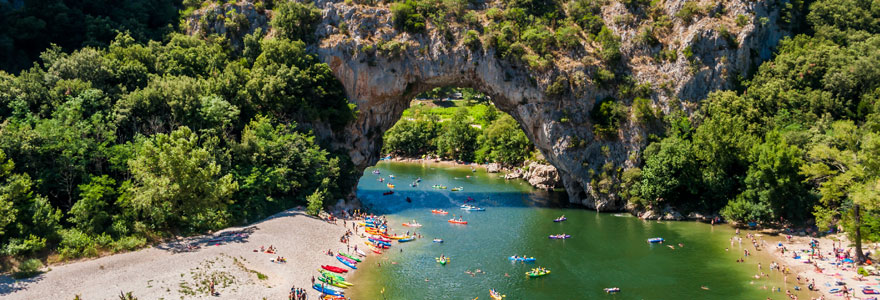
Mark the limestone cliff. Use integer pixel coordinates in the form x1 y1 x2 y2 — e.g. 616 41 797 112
191 0 789 211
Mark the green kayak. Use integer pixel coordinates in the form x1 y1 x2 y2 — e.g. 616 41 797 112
435 257 451 265
319 276 351 288
320 270 348 283
526 268 551 277
340 252 362 262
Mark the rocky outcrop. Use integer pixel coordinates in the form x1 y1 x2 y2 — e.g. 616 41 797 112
191 0 789 211
307 0 788 211
522 162 562 191
184 1 270 51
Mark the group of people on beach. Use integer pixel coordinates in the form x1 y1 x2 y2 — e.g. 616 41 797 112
289 286 308 300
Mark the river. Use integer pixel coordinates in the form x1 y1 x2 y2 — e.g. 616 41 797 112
346 161 813 299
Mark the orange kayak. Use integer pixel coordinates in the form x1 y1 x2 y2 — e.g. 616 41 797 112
448 219 468 224
431 209 449 214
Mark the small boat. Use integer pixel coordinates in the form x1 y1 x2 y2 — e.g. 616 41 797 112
554 216 567 222
526 268 550 277
368 245 382 254
336 256 357 269
416 177 422 182
647 237 665 243
402 222 422 227
864 288 879 295
460 204 472 209
451 187 463 191
340 252 362 262
435 256 451 265
431 209 449 214
490 289 505 300
367 238 391 246
389 175 395 179
313 283 344 296
464 206 485 211
549 234 571 239
448 219 468 224
604 287 620 293
320 270 348 284
432 185 447 189
370 236 392 242
509 256 536 262
337 254 357 264
323 296 345 300
399 236 416 242
321 265 348 273
365 241 390 249
372 170 380 174
383 191 394 196
411 182 417 187
387 183 395 189
433 238 443 243
355 249 366 257
318 276 350 288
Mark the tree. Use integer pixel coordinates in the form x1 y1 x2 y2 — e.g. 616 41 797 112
801 120 880 263
475 115 532 166
69 175 116 235
270 1 322 42
127 126 237 231
436 108 478 161
306 188 326 216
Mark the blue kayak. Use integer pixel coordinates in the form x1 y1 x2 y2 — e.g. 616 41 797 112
313 283 345 296
337 256 357 269
509 256 536 262
647 237 664 243
399 236 416 242
368 238 392 246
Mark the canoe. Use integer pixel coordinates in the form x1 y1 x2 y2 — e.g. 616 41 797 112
313 283 344 296
320 270 348 282
604 287 620 293
554 217 567 222
318 276 349 288
509 256 536 262
383 191 394 195
448 219 468 224
548 234 571 239
490 289 504 300
647 237 665 243
355 249 366 256
399 236 416 242
431 209 449 214
526 269 550 277
321 265 348 273
336 255 357 269
433 239 444 243
435 257 451 265
402 222 422 227
339 252 362 262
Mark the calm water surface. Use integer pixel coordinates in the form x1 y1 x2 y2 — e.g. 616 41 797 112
347 162 811 299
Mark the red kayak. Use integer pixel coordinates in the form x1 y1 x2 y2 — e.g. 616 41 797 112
321 265 348 273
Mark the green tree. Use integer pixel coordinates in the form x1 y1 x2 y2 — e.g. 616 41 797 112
271 1 322 42
436 108 479 161
306 188 326 216
127 126 238 231
801 120 880 263
475 115 532 166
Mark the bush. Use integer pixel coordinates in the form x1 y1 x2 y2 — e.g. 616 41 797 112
594 68 615 87
111 235 147 253
720 197 773 223
270 1 322 42
546 75 568 95
675 1 701 24
521 26 555 55
463 30 481 50
596 26 621 62
736 14 750 27
391 1 426 34
12 258 44 279
57 229 99 260
2 235 47 256
555 24 581 50
591 98 626 138
306 189 325 216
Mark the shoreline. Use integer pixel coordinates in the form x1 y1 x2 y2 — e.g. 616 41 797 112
767 233 879 299
0 209 372 299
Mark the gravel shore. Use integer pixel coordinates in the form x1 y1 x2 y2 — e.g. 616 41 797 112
0 209 367 300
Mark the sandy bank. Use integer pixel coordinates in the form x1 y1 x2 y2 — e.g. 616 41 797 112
0 209 369 299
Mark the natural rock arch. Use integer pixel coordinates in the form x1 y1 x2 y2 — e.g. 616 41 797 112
305 0 787 210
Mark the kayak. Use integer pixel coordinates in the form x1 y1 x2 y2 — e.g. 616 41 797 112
320 270 348 283
604 287 620 293
339 252 362 262
509 256 536 262
554 216 567 222
399 236 416 242
549 234 571 239
490 289 505 300
336 255 357 269
384 234 407 240
321 265 348 273
402 222 422 227
387 183 395 189
355 249 366 256
368 238 391 246
433 238 444 243
435 257 451 265
647 237 664 243
323 296 346 300
432 185 447 189
526 269 550 277
431 209 449 214
368 245 382 254
448 219 468 224
318 276 349 288
365 241 390 249
313 283 344 296
451 187 462 191
370 236 392 242
464 207 485 211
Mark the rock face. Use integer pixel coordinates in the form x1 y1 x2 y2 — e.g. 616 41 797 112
522 162 562 191
307 0 788 211
194 1 789 211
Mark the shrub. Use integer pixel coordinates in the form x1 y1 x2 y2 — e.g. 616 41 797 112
270 1 322 42
594 67 615 87
111 235 147 253
718 25 738 47
521 25 555 55
675 2 701 24
391 1 426 34
545 75 568 95
736 14 750 27
463 30 481 50
463 11 481 28
555 24 581 50
12 258 44 279
596 26 621 62
635 25 659 46
306 189 325 216
2 235 47 256
591 97 626 138
633 97 656 123
57 229 99 260
522 54 551 71
569 0 604 35
486 8 504 21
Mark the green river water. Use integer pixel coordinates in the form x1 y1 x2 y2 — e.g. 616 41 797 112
346 161 813 299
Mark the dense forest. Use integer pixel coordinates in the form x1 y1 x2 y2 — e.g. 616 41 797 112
0 0 878 272
0 1 356 269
